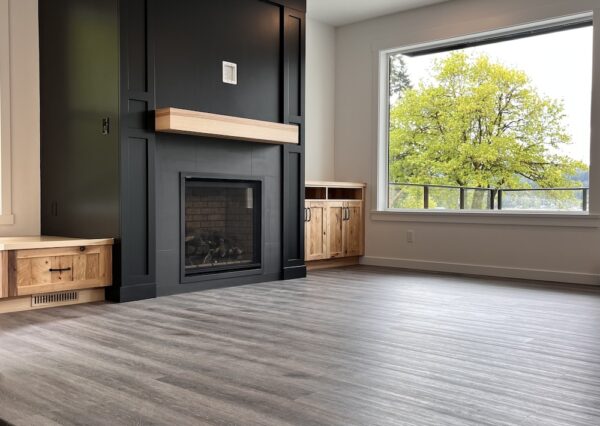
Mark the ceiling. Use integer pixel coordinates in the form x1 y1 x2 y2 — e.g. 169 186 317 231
307 0 449 27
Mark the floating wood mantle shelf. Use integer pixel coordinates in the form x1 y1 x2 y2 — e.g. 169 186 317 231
155 108 299 145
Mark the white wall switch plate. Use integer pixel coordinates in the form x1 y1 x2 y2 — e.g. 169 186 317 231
222 61 237 85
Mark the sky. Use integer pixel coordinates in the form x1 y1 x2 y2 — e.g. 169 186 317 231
395 26 594 165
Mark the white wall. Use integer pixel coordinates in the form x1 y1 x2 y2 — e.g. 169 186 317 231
334 0 600 284
305 18 336 181
0 0 40 236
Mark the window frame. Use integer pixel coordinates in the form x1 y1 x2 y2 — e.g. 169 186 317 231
375 12 596 224
0 0 14 225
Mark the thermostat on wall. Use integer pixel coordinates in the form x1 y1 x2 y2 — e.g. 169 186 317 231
222 61 238 85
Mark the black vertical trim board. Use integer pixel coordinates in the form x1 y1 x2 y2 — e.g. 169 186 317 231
281 7 306 279
110 0 157 301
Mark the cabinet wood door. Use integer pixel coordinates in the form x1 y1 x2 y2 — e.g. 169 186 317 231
10 245 112 296
327 202 345 258
305 202 328 261
344 201 364 257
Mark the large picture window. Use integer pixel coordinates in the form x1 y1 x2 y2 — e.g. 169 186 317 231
383 18 593 212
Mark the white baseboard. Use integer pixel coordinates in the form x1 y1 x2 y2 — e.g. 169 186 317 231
360 256 600 286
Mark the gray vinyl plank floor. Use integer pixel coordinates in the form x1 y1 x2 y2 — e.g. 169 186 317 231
1 266 600 425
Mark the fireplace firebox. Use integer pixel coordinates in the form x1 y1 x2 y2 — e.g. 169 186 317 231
181 175 263 281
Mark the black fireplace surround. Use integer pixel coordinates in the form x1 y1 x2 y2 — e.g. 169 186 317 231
155 137 283 296
39 0 306 302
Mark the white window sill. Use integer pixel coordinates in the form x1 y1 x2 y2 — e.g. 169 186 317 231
0 214 15 225
371 210 600 228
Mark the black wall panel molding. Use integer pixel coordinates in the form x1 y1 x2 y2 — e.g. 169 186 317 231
40 0 306 302
117 0 157 299
281 7 306 279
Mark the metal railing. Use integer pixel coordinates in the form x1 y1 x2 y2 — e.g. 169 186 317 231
389 182 589 211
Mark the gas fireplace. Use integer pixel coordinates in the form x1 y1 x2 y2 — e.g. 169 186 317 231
182 175 262 280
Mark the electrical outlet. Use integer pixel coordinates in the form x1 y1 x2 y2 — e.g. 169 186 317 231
407 230 415 243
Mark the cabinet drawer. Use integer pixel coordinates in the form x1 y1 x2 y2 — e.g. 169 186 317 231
9 245 112 296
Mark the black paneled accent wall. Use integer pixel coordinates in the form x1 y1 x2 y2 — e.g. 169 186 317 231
39 0 306 301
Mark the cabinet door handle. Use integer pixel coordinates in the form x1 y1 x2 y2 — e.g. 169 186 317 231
308 208 312 222
49 267 72 273
102 117 110 135
346 207 351 220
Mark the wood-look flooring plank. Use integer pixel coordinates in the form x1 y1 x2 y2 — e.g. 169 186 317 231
1 266 600 425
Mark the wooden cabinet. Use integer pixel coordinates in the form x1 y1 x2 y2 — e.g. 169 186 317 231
327 202 345 258
305 182 365 269
10 245 112 297
0 237 113 314
305 201 328 261
344 201 364 257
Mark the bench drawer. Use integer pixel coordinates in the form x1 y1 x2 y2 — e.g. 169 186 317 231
9 245 112 296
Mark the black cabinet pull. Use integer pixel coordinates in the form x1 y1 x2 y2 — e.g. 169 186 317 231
307 208 312 222
49 267 72 273
102 117 110 135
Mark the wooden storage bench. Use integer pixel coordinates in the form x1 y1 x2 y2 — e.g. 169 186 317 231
0 237 113 314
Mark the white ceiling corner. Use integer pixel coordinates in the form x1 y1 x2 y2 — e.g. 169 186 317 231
307 0 450 27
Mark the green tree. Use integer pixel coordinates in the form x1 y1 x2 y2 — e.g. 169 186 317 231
389 52 587 209
389 55 412 98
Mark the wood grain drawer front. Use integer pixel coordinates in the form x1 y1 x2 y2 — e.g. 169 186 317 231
11 245 112 296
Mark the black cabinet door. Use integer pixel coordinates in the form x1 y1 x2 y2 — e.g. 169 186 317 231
40 0 120 239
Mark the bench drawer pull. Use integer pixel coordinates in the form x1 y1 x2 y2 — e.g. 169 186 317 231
49 267 72 273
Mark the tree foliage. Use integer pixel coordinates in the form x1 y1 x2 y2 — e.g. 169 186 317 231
389 52 587 208
389 55 412 98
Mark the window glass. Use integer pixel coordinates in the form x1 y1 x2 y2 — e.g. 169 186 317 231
387 25 593 212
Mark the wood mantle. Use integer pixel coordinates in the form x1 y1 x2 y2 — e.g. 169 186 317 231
155 108 299 145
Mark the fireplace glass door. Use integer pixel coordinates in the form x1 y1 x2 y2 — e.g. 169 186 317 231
183 178 261 276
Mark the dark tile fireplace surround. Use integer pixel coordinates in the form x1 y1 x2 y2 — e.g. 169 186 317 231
156 137 282 296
